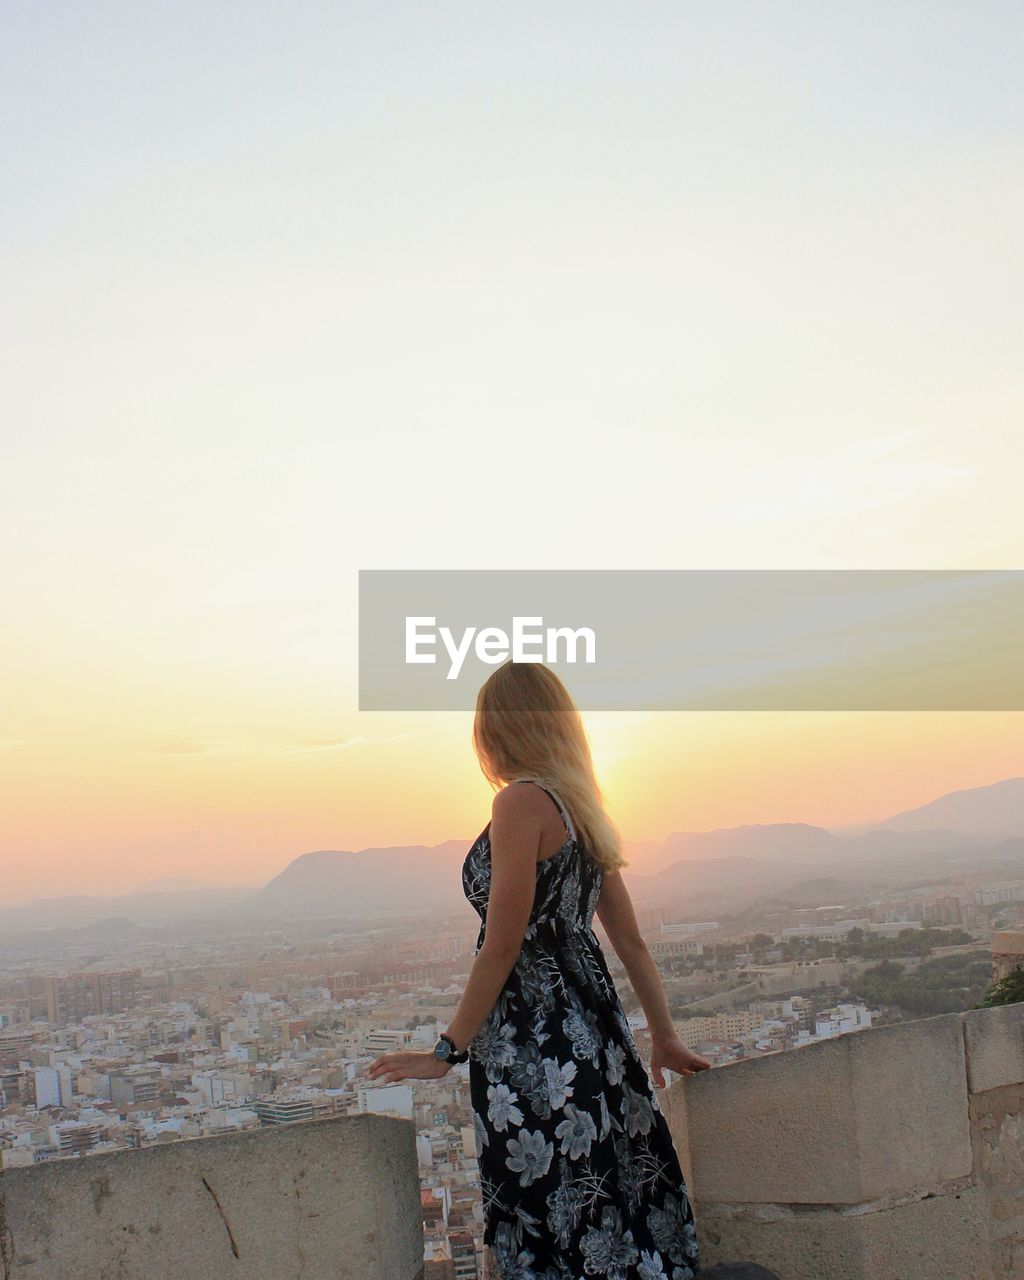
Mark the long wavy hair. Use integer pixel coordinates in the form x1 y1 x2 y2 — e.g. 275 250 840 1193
472 661 627 870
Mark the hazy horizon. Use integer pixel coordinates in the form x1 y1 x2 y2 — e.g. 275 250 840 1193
3 768 1023 909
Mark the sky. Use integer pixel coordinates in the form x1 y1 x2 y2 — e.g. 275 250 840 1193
2 2 1024 904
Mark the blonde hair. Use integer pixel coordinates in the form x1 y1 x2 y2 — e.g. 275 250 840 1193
472 661 628 870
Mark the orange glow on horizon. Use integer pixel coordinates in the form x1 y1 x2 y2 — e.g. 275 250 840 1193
2 706 1022 906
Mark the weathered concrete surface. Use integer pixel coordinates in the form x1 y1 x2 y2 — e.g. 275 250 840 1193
964 1004 1024 1094
0 1113 423 1280
698 1265 782 1278
694 1184 992 1280
991 928 1024 983
971 1082 1024 1279
667 1005 1024 1280
672 1012 971 1205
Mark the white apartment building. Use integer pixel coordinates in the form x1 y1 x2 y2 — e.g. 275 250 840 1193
649 938 705 960
976 883 1024 906
34 1065 73 1109
191 1069 253 1107
364 1028 416 1054
814 1003 874 1038
782 919 922 942
356 1082 414 1120
793 1003 874 1047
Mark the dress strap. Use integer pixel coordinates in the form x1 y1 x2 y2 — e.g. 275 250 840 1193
512 778 577 842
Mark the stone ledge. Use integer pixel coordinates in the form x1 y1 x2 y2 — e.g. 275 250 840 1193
964 1004 1024 1094
0 1112 423 1280
695 1183 992 1280
666 1003 1024 1279
669 1012 971 1205
970 1080 1024 1264
697 1171 978 1221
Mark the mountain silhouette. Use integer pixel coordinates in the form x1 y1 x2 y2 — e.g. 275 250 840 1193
3 775 1022 928
840 775 1024 838
237 841 471 916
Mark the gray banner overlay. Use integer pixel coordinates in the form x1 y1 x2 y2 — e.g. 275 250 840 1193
358 570 1024 711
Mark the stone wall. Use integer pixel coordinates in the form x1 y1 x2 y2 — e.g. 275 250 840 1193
0 1112 423 1280
663 1003 1024 1280
3 1009 1021 1280
991 928 1024 982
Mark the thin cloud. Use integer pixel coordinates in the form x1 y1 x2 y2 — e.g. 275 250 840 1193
280 736 368 755
279 732 411 755
155 734 412 757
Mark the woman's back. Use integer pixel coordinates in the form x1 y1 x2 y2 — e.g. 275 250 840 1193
463 778 605 942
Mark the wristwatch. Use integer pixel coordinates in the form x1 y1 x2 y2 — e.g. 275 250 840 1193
433 1032 469 1065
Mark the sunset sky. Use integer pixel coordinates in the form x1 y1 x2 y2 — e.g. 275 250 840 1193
3 3 1023 904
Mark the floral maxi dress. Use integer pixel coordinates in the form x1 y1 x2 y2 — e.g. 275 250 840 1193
462 781 701 1280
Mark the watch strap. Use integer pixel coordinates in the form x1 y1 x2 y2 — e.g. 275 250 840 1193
438 1032 469 1063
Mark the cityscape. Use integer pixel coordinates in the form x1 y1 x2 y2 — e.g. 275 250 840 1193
2 778 1021 1278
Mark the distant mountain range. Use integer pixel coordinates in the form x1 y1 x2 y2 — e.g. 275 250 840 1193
836 775 1024 837
240 841 470 916
2 776 1023 931
0 887 253 932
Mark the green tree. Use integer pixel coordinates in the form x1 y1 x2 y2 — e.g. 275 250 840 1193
849 953 991 1017
978 965 1024 1008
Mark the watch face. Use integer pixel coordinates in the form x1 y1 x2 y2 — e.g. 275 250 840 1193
434 1038 451 1060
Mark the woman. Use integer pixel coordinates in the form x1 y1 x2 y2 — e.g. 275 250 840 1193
368 661 710 1280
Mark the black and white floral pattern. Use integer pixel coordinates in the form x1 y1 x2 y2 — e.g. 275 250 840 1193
464 782 700 1279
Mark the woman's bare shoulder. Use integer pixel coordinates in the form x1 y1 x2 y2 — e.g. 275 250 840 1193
491 780 549 819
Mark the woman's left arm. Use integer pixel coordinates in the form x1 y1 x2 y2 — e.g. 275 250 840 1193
596 869 711 1085
366 784 541 1084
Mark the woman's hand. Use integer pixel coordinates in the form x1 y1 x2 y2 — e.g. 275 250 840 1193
365 1049 453 1084
648 1034 711 1087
